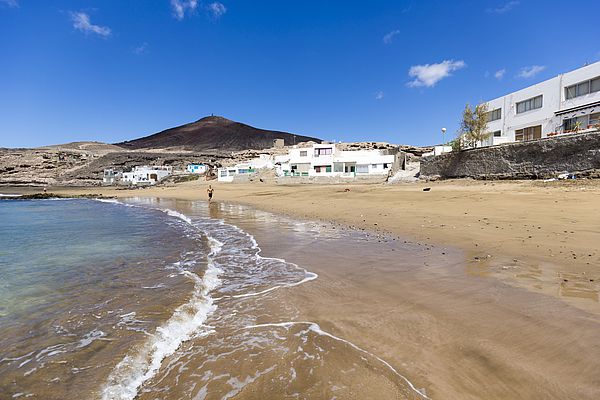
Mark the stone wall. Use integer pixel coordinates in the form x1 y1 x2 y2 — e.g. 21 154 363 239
420 131 600 180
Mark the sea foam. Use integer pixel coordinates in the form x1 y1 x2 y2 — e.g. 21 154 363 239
101 208 223 400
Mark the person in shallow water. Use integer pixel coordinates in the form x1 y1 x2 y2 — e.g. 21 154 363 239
207 185 214 202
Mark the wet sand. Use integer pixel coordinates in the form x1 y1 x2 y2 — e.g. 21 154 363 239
220 203 600 400
6 180 600 398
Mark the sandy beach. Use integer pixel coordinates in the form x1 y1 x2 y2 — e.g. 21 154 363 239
41 179 600 312
6 179 600 398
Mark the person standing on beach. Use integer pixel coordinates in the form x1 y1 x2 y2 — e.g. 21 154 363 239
207 185 214 203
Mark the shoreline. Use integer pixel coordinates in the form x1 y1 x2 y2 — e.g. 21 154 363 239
8 178 598 313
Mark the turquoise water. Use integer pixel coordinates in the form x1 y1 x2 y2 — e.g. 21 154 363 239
0 199 196 320
0 199 207 399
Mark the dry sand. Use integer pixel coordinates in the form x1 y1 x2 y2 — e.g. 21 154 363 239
12 179 600 398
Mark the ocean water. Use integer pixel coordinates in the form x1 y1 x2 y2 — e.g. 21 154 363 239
0 197 428 400
0 199 209 399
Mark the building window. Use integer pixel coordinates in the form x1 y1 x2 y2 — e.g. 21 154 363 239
383 163 389 168
314 148 332 156
314 165 331 173
565 76 600 99
563 116 589 132
493 130 502 137
589 112 600 127
300 150 307 157
371 164 378 169
486 108 502 122
516 95 543 114
515 125 542 141
356 165 369 174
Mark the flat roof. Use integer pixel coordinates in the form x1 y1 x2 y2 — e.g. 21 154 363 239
486 60 600 104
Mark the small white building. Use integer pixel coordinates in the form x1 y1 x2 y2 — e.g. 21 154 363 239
217 165 254 182
103 169 122 185
186 163 208 174
481 61 600 147
280 143 395 177
216 155 274 182
122 166 172 186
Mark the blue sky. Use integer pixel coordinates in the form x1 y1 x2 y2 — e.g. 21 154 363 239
1 0 599 148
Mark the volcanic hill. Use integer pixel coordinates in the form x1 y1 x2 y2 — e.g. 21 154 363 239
116 116 322 152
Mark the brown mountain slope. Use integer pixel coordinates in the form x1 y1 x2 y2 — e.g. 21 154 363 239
116 116 322 152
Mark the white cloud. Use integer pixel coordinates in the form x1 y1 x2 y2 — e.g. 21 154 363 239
171 0 198 20
70 12 111 37
486 1 520 14
375 91 384 100
517 65 546 78
494 68 506 79
383 30 400 44
407 60 466 88
0 0 19 7
133 42 149 55
207 2 226 18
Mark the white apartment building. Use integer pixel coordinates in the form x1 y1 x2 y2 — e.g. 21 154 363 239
482 61 600 146
281 143 395 177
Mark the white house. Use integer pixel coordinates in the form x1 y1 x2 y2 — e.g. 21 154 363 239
102 169 122 185
216 144 396 182
122 166 172 186
217 165 254 182
186 163 208 174
481 61 600 147
281 143 395 177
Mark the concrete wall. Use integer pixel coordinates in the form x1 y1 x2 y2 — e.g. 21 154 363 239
420 131 600 180
276 174 388 184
